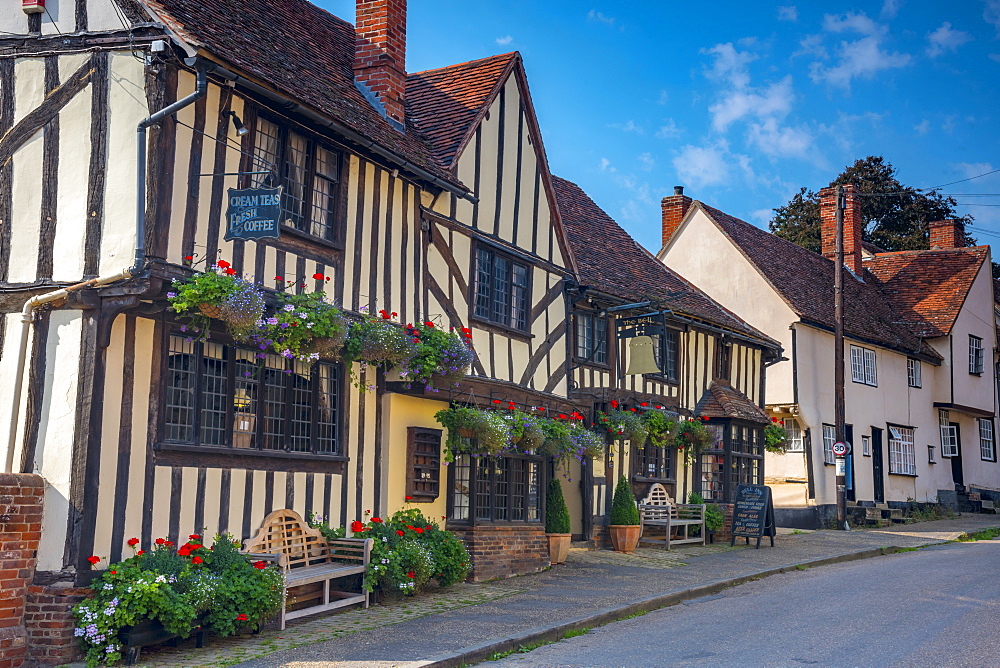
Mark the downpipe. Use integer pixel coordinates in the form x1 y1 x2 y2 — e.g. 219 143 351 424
3 60 209 474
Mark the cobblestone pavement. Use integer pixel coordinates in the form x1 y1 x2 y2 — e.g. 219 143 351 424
125 582 521 667
88 514 998 668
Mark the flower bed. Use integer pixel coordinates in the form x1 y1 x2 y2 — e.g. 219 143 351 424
73 534 283 666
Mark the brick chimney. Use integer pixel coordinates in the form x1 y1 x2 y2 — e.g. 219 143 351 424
354 0 406 131
819 183 863 276
661 186 692 247
928 219 965 249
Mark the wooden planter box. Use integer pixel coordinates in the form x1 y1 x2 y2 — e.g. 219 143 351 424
118 619 206 666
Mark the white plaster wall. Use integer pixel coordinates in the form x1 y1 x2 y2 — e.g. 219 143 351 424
0 314 35 472
9 58 46 284
950 261 996 412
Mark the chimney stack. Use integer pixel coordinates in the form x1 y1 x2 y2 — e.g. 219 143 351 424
819 183 863 276
661 185 692 247
928 219 965 249
354 0 407 131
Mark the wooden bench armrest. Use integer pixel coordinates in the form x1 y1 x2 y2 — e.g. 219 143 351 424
326 537 373 566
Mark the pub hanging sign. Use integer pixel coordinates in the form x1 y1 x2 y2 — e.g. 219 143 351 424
224 186 283 241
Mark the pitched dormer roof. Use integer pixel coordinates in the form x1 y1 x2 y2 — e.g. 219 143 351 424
552 176 777 347
695 382 770 424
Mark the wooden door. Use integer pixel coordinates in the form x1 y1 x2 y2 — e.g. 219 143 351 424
871 427 885 504
950 422 965 488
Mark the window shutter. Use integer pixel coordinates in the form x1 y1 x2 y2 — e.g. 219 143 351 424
407 427 442 500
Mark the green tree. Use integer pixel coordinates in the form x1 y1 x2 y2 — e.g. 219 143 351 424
769 156 976 253
545 478 571 534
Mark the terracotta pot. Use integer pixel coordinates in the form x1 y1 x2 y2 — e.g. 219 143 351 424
546 533 572 564
608 524 641 553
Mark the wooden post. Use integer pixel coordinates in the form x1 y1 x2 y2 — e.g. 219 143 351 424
834 184 848 529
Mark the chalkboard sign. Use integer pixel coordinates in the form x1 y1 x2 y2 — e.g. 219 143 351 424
730 484 776 549
224 186 283 241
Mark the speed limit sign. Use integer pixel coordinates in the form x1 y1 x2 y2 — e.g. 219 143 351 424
832 441 849 457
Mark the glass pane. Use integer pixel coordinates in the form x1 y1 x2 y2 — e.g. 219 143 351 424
663 330 678 379
493 458 510 521
233 349 258 449
511 263 528 330
283 132 309 229
700 453 725 501
165 336 196 442
493 256 511 325
316 363 339 454
475 249 492 319
511 459 525 521
595 316 607 364
261 354 287 450
199 342 228 446
252 118 281 188
309 147 338 239
475 457 492 521
452 455 471 521
527 460 540 522
289 360 312 453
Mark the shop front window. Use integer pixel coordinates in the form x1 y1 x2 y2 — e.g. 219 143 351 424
449 452 542 524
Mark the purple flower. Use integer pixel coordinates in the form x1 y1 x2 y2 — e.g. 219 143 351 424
166 292 177 298
266 317 279 326
280 323 290 329
179 325 187 332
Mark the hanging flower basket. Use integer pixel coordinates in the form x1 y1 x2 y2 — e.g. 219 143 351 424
598 408 648 445
167 261 264 342
396 321 476 390
765 419 790 453
197 303 225 319
346 310 416 367
508 411 545 452
434 405 513 460
248 291 349 362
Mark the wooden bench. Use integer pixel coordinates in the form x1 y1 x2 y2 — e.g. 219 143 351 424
637 483 706 550
243 509 372 630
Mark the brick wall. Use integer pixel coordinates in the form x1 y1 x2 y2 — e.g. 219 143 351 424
24 584 89 665
660 187 693 247
449 525 549 582
354 0 407 126
929 219 964 249
0 473 43 668
819 183 862 276
713 503 734 543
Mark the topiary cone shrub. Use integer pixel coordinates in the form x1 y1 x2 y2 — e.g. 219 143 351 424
608 476 641 553
545 478 573 564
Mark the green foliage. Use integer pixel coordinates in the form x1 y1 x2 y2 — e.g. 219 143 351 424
434 405 512 459
329 509 469 597
598 409 648 445
545 479 572 534
73 534 283 667
644 410 677 448
508 411 545 452
307 511 346 542
167 263 264 341
958 527 1000 542
764 421 790 453
399 321 476 389
538 416 575 456
254 291 348 361
609 476 640 526
688 492 725 532
344 310 415 371
674 418 714 464
769 156 977 253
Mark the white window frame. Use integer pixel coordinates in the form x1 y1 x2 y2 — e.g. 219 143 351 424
888 425 916 475
850 345 877 386
979 419 996 462
822 424 836 465
862 435 871 457
970 335 984 375
939 410 959 458
785 420 804 453
907 358 921 388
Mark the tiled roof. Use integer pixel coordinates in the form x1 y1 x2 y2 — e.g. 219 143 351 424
407 53 518 169
865 248 988 337
144 0 458 185
695 382 769 424
699 204 942 360
551 176 777 346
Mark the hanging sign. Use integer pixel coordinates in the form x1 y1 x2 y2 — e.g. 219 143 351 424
617 313 665 338
224 186 283 241
730 484 776 549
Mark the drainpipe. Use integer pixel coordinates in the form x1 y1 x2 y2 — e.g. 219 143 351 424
3 61 209 474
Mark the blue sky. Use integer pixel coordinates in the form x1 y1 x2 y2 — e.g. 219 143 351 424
321 1 1000 254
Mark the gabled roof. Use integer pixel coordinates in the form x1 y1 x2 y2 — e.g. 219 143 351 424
696 203 942 361
695 382 770 424
551 177 777 347
407 53 518 169
143 0 457 185
865 248 988 337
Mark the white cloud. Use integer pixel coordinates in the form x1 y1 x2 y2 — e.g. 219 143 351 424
809 35 910 89
747 118 814 160
914 119 930 135
955 161 995 179
587 9 615 25
637 152 656 171
610 119 644 134
655 119 682 139
708 75 795 132
985 1 1000 35
701 42 758 89
495 35 513 45
672 144 732 189
777 6 798 21
926 22 972 57
599 157 616 173
823 11 880 35
990 53 1000 63
750 209 774 225
657 90 669 105
794 34 828 59
817 111 884 153
880 0 901 20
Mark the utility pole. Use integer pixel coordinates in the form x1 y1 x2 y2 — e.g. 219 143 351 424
833 184 848 530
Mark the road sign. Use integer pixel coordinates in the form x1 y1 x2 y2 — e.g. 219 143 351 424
832 441 848 456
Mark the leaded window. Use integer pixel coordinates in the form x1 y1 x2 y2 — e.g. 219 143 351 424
633 443 673 481
785 419 804 452
449 453 541 524
473 247 529 331
251 116 342 241
165 334 341 454
575 312 608 364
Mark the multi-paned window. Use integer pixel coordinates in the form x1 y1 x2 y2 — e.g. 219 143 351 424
650 329 680 381
969 335 984 375
729 424 764 491
785 419 804 453
251 116 342 241
849 345 877 386
907 358 921 388
575 312 608 365
699 424 726 502
822 424 836 464
939 410 959 457
164 335 341 454
888 425 916 475
473 246 530 331
633 443 674 480
449 452 542 524
979 419 996 461
714 339 731 381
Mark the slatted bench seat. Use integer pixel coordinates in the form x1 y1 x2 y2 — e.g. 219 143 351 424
638 483 706 550
243 509 372 630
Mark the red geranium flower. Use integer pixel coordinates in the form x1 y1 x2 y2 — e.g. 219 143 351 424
405 496 412 501
189 534 200 540
155 537 166 545
351 520 364 533
217 260 231 269
191 556 203 565
391 312 397 317
137 550 145 556
109 570 117 575
372 517 383 523
275 275 283 281
414 527 424 534
424 321 434 328
87 555 100 565
127 537 140 547
236 613 249 622
772 417 779 423
493 399 501 404
406 571 415 579
610 400 619 408
425 525 433 530
313 273 325 280
253 561 267 570
641 402 648 407
178 545 191 557
183 256 193 261
396 530 404 536
225 267 237 275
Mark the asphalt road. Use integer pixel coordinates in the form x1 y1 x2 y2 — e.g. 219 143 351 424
485 539 1000 668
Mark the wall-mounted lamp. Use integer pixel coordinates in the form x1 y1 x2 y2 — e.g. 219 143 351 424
226 111 249 136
